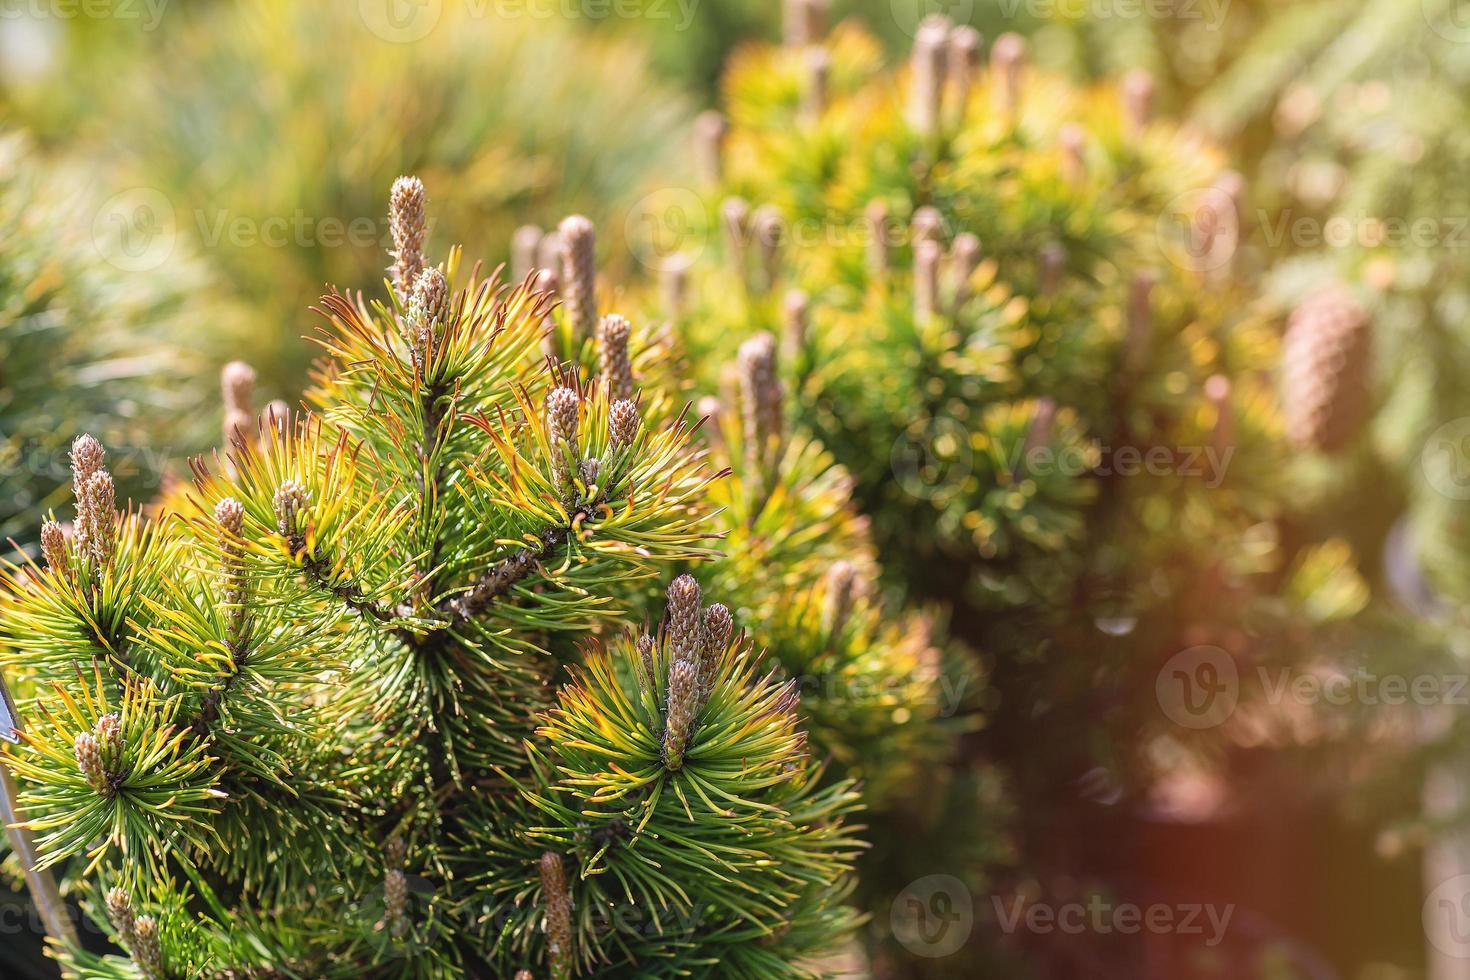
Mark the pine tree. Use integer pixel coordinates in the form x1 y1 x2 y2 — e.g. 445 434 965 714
0 180 862 978
625 17 1376 973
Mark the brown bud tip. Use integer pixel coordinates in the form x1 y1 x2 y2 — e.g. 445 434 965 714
703 603 733 653
70 434 105 486
597 314 635 401
221 361 257 414
694 110 728 184
410 266 451 327
578 456 600 488
511 224 544 282
558 215 598 341
214 497 245 536
663 659 699 770
133 915 163 979
389 176 428 296
698 602 733 702
666 574 703 662
386 836 406 868
546 387 580 446
608 398 640 450
106 887 135 943
75 731 107 795
40 520 67 573
1282 284 1371 452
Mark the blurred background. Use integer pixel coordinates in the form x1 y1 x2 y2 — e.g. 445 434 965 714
2 0 1469 977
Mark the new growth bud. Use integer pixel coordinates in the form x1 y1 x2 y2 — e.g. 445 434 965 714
782 290 809 363
663 659 698 771
991 33 1027 114
215 497 249 640
132 915 163 980
752 205 785 292
720 197 750 276
866 199 892 276
389 176 427 299
948 26 982 118
738 332 784 477
698 603 733 702
949 233 981 309
909 16 950 137
661 257 690 316
693 110 727 185
106 887 136 946
70 436 116 573
558 215 598 341
665 574 702 664
545 387 581 497
75 731 107 795
540 852 573 980
273 480 309 541
597 314 635 400
40 520 67 575
914 239 942 321
385 869 409 940
608 399 640 450
823 561 858 638
511 224 544 282
803 46 830 124
96 712 123 772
